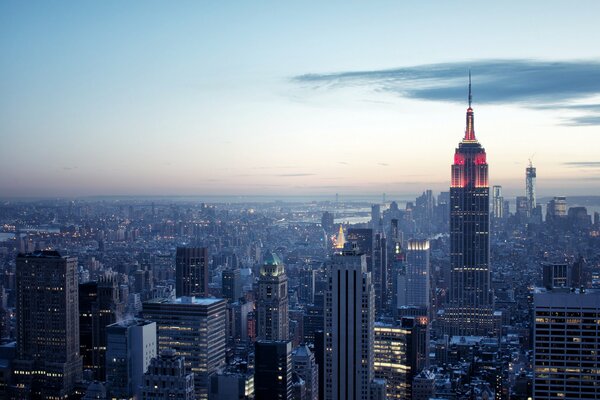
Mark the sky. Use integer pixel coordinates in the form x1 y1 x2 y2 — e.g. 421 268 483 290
2 1 600 198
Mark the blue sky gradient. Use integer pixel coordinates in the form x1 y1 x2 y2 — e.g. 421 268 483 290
2 1 600 197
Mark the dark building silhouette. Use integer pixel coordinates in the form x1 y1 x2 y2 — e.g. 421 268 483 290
176 247 209 297
12 251 82 398
222 268 242 302
79 274 123 380
444 77 493 336
254 340 293 400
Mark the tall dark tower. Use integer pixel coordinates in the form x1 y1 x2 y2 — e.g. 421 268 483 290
444 74 493 336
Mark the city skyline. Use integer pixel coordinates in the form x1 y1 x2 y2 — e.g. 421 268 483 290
2 1 600 197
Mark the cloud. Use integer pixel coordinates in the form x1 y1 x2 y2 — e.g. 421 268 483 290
563 162 600 168
378 163 389 167
293 59 600 125
276 173 316 177
62 166 77 170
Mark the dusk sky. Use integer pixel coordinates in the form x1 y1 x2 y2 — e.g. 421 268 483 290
2 1 600 198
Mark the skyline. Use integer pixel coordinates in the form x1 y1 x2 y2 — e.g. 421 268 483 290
2 1 600 197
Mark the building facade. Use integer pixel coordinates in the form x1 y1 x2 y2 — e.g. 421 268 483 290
12 251 83 399
140 349 195 400
142 297 226 400
533 289 600 399
444 80 494 336
325 245 375 400
257 252 289 341
106 318 157 399
175 247 209 298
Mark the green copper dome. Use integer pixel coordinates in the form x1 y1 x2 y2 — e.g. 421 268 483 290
260 251 285 277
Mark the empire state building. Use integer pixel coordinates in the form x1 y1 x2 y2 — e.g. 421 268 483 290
444 76 494 336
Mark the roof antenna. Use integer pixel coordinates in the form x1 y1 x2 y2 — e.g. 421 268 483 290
468 69 472 108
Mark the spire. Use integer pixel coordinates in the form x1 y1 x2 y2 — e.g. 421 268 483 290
468 69 472 108
464 70 476 142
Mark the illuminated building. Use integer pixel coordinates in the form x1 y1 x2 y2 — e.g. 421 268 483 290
533 289 600 399
405 239 430 315
140 349 195 400
254 340 293 400
12 251 83 399
444 75 494 336
526 160 537 218
142 297 226 400
106 318 157 399
257 252 289 341
175 247 209 298
373 317 428 400
325 244 375 400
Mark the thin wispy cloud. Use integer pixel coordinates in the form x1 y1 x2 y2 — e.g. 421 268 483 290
563 162 600 168
293 59 600 125
276 173 316 177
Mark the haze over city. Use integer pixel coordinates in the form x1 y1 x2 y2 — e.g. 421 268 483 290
2 1 600 198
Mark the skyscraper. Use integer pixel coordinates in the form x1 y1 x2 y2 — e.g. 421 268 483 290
405 239 430 315
12 251 83 399
222 268 242 302
175 247 209 298
444 77 493 336
325 244 375 400
142 297 227 400
533 288 600 399
373 318 428 400
526 159 536 218
79 274 123 380
257 252 289 341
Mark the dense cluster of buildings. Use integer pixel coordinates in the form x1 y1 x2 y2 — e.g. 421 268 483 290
0 86 599 399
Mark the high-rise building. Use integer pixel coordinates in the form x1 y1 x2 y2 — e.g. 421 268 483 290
257 252 289 341
292 344 319 400
405 239 430 315
298 266 317 304
492 185 504 219
79 274 123 380
371 204 381 230
444 77 494 336
373 232 387 314
321 212 335 233
222 268 242 302
254 340 293 400
12 251 83 399
106 318 157 399
373 317 428 400
412 369 436 400
142 297 226 400
533 289 600 399
325 244 375 400
546 196 567 221
516 196 529 220
175 247 209 298
526 159 537 218
140 349 195 400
